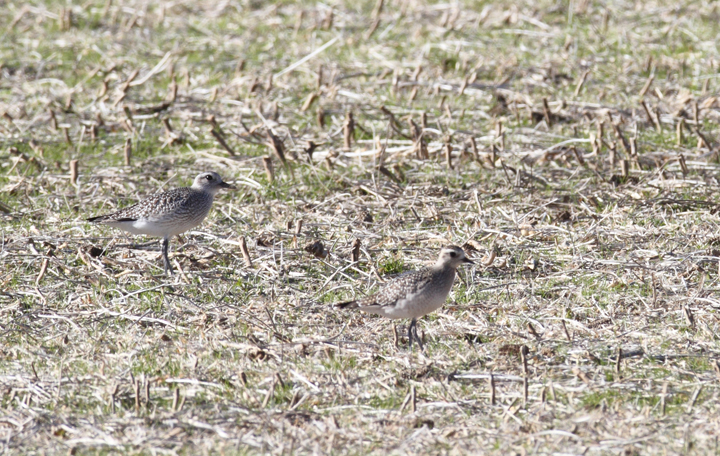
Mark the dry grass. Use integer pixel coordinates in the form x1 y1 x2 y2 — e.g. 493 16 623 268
3 0 720 454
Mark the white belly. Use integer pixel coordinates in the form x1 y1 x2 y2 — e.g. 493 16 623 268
361 289 450 319
105 217 203 238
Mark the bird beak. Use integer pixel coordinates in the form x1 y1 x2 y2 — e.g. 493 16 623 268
463 257 475 264
220 182 236 189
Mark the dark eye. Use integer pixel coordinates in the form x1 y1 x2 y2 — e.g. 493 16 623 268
205 175 213 181
449 251 457 258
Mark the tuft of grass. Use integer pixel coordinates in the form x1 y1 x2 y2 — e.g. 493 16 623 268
378 255 405 275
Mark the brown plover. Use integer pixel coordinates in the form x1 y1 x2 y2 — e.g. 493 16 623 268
337 245 474 350
87 172 235 275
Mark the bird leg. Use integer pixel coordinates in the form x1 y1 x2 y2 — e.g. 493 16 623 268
407 318 424 351
162 237 173 275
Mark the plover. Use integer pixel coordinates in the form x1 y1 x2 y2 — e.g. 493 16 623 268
87 172 235 275
336 245 474 350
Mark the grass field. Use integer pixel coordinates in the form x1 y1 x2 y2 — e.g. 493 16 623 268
3 0 720 454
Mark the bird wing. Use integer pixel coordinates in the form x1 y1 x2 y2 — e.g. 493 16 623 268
355 268 433 309
88 188 192 222
140 188 194 220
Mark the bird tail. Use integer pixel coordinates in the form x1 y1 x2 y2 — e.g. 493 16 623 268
87 215 136 223
335 300 358 309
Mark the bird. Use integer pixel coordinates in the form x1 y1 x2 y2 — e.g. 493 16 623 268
87 172 235 275
336 245 474 350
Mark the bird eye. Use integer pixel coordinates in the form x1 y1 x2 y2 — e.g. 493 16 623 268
205 175 213 180
449 251 457 258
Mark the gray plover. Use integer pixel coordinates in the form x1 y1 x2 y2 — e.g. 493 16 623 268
87 172 235 274
336 245 474 350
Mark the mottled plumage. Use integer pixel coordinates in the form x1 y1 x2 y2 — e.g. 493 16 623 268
87 172 234 274
337 245 473 350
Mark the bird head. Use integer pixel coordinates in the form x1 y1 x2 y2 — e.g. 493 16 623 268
192 172 235 194
436 245 474 268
